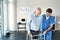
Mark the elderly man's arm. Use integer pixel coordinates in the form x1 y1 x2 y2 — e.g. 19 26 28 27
26 15 32 35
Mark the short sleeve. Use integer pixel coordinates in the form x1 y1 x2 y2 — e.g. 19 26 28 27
50 16 55 25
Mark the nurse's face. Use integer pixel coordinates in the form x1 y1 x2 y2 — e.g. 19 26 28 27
46 12 51 17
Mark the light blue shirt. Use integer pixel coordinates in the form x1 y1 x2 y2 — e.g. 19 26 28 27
26 13 42 33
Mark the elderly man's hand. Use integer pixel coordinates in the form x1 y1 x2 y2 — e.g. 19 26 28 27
40 30 43 33
27 32 31 35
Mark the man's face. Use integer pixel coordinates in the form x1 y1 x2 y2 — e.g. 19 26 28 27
35 9 41 15
46 12 51 17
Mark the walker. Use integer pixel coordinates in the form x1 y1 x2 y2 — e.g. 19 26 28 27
26 33 45 40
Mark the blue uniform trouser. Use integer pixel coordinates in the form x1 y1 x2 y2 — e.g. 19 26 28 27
40 31 52 40
46 31 52 40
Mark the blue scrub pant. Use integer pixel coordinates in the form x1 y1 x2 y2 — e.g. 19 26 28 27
40 31 52 40
46 31 52 40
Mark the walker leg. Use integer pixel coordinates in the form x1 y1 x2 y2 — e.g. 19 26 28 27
26 35 28 40
31 35 32 40
43 35 45 40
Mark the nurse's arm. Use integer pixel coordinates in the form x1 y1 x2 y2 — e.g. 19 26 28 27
43 24 53 34
46 24 53 32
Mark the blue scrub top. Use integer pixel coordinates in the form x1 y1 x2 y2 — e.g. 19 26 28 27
42 14 55 32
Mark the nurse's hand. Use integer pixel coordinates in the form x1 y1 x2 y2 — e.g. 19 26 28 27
43 31 47 35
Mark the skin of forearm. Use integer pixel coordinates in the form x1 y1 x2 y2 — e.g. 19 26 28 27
46 24 53 32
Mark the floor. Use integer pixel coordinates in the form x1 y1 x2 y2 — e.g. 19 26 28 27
1 30 60 40
2 31 27 40
2 31 18 40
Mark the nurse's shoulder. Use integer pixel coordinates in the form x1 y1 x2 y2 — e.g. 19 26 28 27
50 15 55 19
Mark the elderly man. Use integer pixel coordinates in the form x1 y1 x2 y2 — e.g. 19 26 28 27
26 7 42 39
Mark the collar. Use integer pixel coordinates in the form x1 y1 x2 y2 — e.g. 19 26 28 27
34 13 41 17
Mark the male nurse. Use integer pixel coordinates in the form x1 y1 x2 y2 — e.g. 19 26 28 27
42 8 55 40
26 7 42 39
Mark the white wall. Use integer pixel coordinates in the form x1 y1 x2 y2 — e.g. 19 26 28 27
17 0 60 22
17 0 60 30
